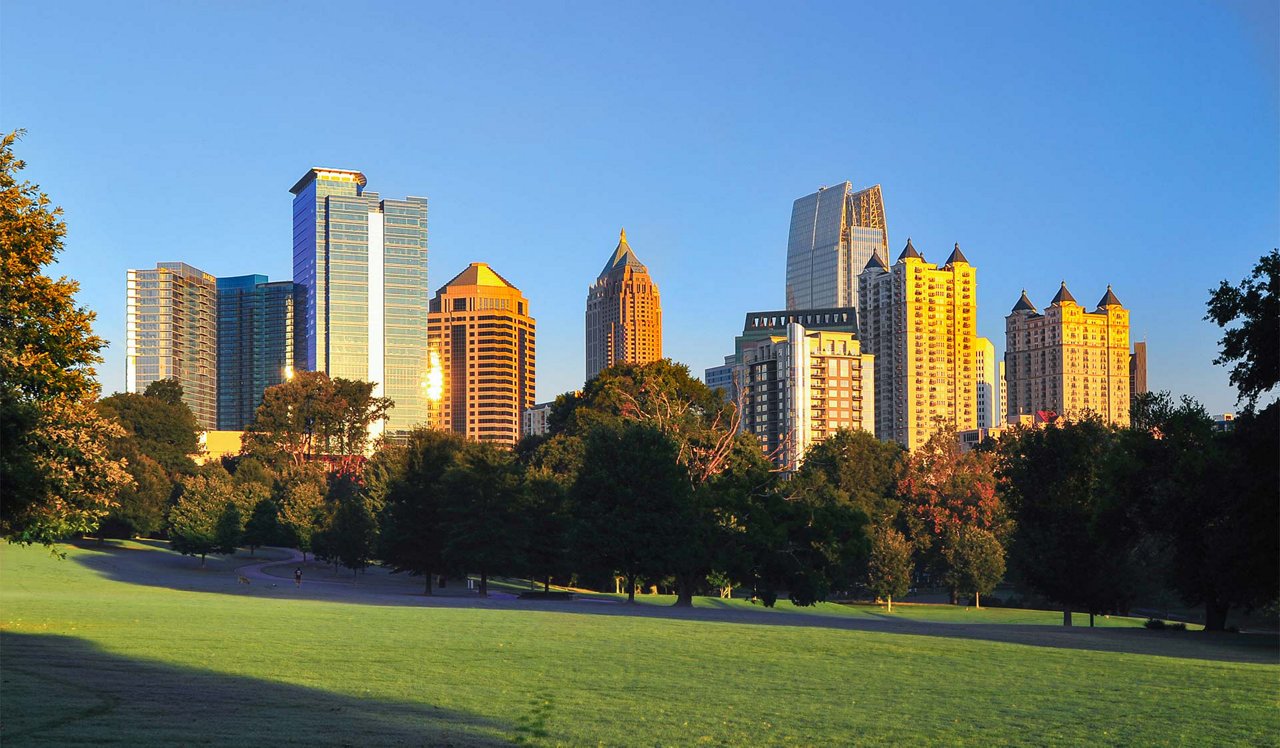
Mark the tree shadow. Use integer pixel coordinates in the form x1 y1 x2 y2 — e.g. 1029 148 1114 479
0 631 511 746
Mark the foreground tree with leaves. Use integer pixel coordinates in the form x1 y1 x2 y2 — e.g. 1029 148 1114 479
168 471 240 566
0 130 130 545
1205 249 1278 408
241 371 392 470
377 429 466 594
866 525 913 612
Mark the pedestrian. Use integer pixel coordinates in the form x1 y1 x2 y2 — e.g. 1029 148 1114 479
294 567 302 587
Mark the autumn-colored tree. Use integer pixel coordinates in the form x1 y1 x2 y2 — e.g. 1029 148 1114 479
0 130 130 545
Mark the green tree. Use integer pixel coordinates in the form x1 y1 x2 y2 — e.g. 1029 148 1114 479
96 385 201 476
867 525 913 613
316 474 379 579
143 378 185 407
242 499 284 555
169 472 238 566
0 130 130 545
214 502 244 555
793 429 907 525
441 442 527 597
241 371 392 470
276 466 327 560
942 526 1005 609
1205 249 1278 407
377 428 465 594
96 453 169 539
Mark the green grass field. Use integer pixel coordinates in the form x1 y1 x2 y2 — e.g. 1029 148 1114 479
2 541 1276 746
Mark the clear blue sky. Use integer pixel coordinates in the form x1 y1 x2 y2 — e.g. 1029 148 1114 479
3 1 1276 414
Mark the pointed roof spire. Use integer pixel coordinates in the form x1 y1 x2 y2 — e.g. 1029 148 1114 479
1050 281 1077 306
1012 289 1037 313
862 251 889 273
1096 284 1123 308
598 228 647 279
897 237 923 262
944 242 970 265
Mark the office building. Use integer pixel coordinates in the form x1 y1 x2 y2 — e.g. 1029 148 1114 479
428 263 536 446
998 360 1008 425
975 337 1001 429
784 182 888 312
1130 341 1148 401
216 275 295 431
704 355 736 402
858 241 980 450
1004 284 1131 426
585 229 662 380
290 168 429 436
125 262 218 429
738 322 874 470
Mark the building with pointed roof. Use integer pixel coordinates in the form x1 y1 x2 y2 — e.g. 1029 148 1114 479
1004 283 1130 426
784 182 888 313
428 263 535 445
857 239 981 450
585 229 663 381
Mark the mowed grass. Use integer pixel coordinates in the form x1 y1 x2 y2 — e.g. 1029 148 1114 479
1 542 1276 746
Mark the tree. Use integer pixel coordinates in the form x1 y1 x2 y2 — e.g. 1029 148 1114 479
441 442 527 597
316 474 379 579
867 526 913 613
169 472 239 566
942 527 1005 609
143 378 185 407
0 130 130 545
793 429 906 525
214 502 244 555
96 453 169 539
998 418 1137 625
97 385 201 476
1205 249 1278 407
241 371 392 470
276 466 327 560
242 499 284 555
378 428 465 594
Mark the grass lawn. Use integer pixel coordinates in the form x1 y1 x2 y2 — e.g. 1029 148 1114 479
2 541 1276 746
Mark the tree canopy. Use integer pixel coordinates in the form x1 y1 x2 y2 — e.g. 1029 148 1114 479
1205 249 1278 407
241 371 392 469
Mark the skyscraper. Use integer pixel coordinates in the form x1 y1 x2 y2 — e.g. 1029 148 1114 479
585 229 662 381
427 263 536 446
784 182 888 312
290 168 429 435
1004 284 1131 426
738 322 875 470
216 275 294 431
858 240 980 450
975 337 1001 429
125 262 218 429
1130 341 1148 401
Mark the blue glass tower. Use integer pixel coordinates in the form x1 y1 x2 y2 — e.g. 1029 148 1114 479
216 275 295 431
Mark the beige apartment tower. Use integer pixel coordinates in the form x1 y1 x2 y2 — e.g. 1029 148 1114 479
125 262 218 430
427 263 536 446
858 240 980 451
585 229 662 381
1004 283 1130 426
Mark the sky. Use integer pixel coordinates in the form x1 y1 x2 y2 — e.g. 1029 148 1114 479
3 1 1277 415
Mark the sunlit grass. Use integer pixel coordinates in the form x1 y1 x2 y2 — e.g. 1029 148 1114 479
1 541 1273 746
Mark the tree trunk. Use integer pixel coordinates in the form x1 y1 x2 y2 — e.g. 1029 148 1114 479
250 546 256 557
949 587 958 605
439 574 448 588
886 594 892 613
200 553 206 568
1089 612 1095 628
673 574 695 608
627 574 636 604
544 575 550 594
302 550 308 562
478 571 488 598
1204 599 1230 631
974 591 981 609
424 570 433 596
1063 607 1073 627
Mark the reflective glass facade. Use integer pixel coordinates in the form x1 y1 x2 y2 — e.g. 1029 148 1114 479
125 262 218 429
290 169 429 435
784 182 888 314
216 275 295 431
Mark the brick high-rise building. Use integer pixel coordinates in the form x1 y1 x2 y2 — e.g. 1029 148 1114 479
858 240 979 451
428 263 535 445
126 262 218 429
585 229 662 381
1004 283 1131 426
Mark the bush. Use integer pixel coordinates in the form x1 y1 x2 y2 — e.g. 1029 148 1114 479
1144 618 1187 631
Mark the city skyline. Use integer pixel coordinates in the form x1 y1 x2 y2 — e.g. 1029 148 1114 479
5 2 1275 415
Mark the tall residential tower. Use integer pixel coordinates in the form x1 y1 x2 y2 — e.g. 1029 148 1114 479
585 229 662 381
216 275 295 431
125 262 218 429
784 182 888 312
290 168 429 435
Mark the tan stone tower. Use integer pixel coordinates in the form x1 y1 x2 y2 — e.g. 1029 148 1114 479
427 263 536 445
585 229 663 381
858 240 980 450
1004 283 1130 426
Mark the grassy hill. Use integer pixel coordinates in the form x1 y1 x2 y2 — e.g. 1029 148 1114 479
1 540 1275 746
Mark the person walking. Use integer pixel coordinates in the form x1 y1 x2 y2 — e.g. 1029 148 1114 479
294 568 302 588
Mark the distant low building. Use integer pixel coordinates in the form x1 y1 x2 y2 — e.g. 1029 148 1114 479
1213 413 1236 432
195 430 244 465
521 402 555 438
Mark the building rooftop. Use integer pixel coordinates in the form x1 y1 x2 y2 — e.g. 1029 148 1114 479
1097 285 1123 308
1049 281 1077 306
897 238 923 262
944 242 970 265
1012 289 1038 313
598 228 648 279
439 262 518 292
289 167 368 195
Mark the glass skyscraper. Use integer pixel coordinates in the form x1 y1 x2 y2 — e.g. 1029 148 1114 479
291 168 429 436
125 262 218 430
784 182 888 313
216 275 295 431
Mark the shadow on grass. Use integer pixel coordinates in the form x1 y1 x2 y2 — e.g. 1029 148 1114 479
0 631 510 746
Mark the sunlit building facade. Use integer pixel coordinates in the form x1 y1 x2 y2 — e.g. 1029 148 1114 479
1130 341 1148 402
738 323 875 470
216 275 295 431
125 262 218 429
1004 284 1131 426
290 168 429 435
428 263 536 446
975 336 1001 429
858 241 980 451
585 229 662 381
784 182 888 313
